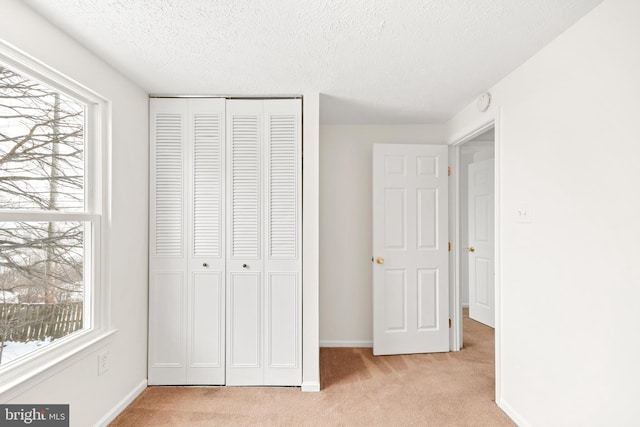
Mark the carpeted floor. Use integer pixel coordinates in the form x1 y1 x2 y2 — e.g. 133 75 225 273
110 310 514 426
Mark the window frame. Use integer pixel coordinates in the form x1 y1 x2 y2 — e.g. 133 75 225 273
0 40 115 399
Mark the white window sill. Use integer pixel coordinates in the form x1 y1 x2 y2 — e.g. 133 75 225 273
0 328 118 402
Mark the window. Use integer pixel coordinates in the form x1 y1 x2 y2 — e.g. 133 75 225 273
0 41 111 394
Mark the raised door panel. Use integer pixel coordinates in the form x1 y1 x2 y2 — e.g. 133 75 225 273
187 272 224 384
384 188 407 250
148 271 186 384
264 273 300 385
473 257 490 307
227 272 262 385
383 269 407 332
417 189 437 250
417 268 438 330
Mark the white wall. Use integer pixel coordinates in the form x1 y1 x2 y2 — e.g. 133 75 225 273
1 1 149 425
320 125 445 345
446 0 640 424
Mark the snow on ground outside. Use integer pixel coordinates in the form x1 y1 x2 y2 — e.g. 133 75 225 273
1 338 52 365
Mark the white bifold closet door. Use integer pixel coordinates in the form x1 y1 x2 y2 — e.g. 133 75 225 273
148 97 301 387
226 99 302 386
149 98 226 385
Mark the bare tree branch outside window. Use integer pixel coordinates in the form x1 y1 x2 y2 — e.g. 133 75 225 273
0 65 85 365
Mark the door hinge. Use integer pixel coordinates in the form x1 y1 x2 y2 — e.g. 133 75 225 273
448 166 451 176
448 318 452 328
448 242 451 252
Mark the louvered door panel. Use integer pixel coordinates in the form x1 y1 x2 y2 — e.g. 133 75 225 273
230 114 261 259
193 113 223 258
154 113 183 257
268 114 298 259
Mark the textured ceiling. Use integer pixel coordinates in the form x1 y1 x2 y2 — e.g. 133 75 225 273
24 0 602 124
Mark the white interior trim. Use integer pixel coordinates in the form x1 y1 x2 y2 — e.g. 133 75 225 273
0 38 116 401
448 143 462 351
497 397 530 427
301 93 321 392
95 379 147 427
0 329 117 401
446 112 501 404
301 381 320 392
493 110 503 406
0 39 109 107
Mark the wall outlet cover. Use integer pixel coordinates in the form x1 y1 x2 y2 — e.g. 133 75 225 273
98 350 109 376
516 205 532 223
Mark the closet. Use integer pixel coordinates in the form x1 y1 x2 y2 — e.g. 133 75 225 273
148 98 302 386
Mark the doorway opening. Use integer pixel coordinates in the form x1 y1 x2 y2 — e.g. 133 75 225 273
450 117 502 406
450 123 497 349
459 128 495 339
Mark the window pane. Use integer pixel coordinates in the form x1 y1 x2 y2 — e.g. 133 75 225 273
0 221 85 366
0 65 85 211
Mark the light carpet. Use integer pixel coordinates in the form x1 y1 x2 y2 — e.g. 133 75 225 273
111 310 514 426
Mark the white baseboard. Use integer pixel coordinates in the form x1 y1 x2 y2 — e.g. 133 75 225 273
301 381 320 392
498 397 530 427
320 340 372 348
462 303 469 308
95 379 147 427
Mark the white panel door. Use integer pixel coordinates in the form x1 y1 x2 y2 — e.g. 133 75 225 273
373 144 449 355
149 98 226 385
468 159 495 328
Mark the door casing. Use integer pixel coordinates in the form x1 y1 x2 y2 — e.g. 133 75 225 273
447 114 502 404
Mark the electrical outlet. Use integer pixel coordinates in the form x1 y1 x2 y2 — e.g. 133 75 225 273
98 350 109 376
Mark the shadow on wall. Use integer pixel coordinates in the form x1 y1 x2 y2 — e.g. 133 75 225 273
320 93 440 124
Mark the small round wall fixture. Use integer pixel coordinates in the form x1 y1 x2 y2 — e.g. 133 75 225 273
477 92 492 112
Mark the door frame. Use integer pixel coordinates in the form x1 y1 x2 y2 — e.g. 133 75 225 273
447 112 502 403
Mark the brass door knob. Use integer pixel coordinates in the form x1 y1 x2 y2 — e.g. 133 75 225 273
466 247 475 252
376 256 384 264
